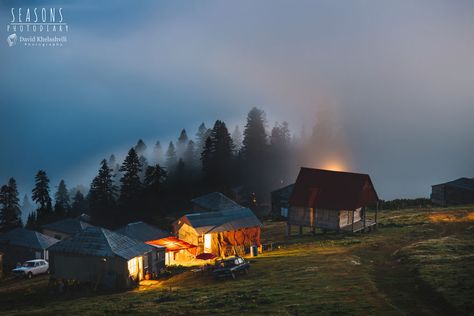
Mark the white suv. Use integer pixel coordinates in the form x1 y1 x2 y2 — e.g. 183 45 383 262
12 259 49 279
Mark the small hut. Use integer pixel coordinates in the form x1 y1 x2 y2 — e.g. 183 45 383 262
42 217 94 240
270 184 294 218
0 228 59 269
288 168 379 235
174 207 262 257
48 227 153 289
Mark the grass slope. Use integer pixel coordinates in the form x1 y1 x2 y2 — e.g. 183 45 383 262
0 207 473 315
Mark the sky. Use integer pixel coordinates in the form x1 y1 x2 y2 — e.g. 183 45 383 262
0 0 473 208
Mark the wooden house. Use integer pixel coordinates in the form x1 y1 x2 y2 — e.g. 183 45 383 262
174 207 262 257
48 227 154 289
0 228 59 269
42 217 94 240
287 168 379 234
431 178 474 206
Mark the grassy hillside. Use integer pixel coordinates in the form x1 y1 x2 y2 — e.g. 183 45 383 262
0 206 473 315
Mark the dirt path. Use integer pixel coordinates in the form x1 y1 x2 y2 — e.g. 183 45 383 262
369 224 456 315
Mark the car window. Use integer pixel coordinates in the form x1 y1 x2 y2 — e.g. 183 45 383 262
24 262 35 267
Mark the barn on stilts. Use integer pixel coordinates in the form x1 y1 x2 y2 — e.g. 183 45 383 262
287 168 379 235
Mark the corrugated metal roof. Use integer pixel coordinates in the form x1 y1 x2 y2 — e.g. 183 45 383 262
183 207 262 234
191 192 241 211
48 227 152 260
432 177 474 191
42 218 94 235
289 167 379 210
0 228 59 249
115 221 169 242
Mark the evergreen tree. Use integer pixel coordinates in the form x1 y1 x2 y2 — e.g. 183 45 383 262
70 191 87 217
241 107 269 195
25 211 37 230
196 123 211 153
88 160 116 225
183 140 196 168
201 120 234 187
134 139 147 156
232 125 243 153
201 136 213 176
109 154 121 187
54 180 70 219
165 141 178 169
144 164 167 190
32 170 53 224
21 194 33 219
118 148 143 217
0 178 22 231
153 141 162 164
270 121 292 186
176 129 188 158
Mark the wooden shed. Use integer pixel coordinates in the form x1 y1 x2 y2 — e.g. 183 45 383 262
0 228 59 269
431 178 474 206
48 227 154 289
174 207 262 258
288 168 379 234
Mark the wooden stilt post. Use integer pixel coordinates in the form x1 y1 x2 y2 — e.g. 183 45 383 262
363 207 366 232
375 202 379 229
299 225 303 236
286 223 291 237
351 210 355 233
311 226 316 235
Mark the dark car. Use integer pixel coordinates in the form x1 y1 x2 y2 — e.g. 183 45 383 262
213 256 250 279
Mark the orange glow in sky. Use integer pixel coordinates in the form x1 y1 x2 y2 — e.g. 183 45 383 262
320 159 347 172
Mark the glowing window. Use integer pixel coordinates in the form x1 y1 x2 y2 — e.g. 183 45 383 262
204 234 212 252
128 258 138 275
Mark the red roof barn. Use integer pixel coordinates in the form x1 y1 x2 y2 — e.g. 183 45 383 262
287 168 379 234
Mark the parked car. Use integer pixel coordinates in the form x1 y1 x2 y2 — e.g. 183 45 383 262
12 259 49 279
213 256 250 279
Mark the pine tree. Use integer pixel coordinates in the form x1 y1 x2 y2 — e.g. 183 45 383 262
21 194 33 219
241 107 269 195
25 211 37 230
70 191 87 217
201 137 213 176
183 140 196 168
201 120 234 187
0 178 22 231
196 123 211 153
232 125 243 153
109 154 121 187
32 170 53 224
118 148 143 209
165 141 177 169
176 129 188 158
88 160 116 225
270 121 292 186
153 141 162 164
134 139 147 156
144 164 167 190
54 180 70 219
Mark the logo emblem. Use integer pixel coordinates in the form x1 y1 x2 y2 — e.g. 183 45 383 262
7 33 17 47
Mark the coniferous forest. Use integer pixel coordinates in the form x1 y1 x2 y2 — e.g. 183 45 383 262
0 107 312 231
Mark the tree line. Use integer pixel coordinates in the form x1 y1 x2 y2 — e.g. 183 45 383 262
1 106 354 231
